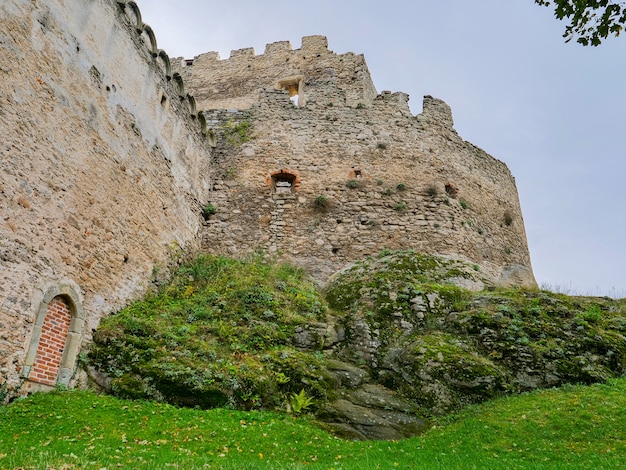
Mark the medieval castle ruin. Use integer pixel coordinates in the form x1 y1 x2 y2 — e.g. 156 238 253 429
0 0 535 393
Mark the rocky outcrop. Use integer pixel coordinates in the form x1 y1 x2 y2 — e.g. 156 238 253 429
317 360 429 440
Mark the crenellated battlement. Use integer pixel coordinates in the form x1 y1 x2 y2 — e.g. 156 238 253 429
175 36 377 110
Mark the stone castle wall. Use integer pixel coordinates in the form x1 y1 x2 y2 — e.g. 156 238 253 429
0 2 535 394
0 0 213 391
182 39 535 286
175 35 377 110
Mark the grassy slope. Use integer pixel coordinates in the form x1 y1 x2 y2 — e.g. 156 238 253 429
1 378 625 469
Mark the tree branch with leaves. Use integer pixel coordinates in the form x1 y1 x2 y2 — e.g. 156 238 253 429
536 0 626 45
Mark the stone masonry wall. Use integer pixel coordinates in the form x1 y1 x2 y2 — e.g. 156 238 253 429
0 0 213 390
175 35 378 110
196 64 535 286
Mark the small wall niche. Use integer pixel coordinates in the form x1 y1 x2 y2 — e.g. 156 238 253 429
269 170 300 194
277 75 305 106
349 168 363 180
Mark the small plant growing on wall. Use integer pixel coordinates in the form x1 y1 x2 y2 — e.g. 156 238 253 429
377 142 387 150
396 183 407 192
460 199 468 210
426 184 438 197
382 188 392 196
222 167 238 179
313 195 330 212
346 179 360 189
395 201 407 212
202 204 216 220
222 119 251 146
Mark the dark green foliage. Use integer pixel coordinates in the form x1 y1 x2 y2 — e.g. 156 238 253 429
313 194 330 211
89 249 626 424
89 254 329 410
201 203 216 219
535 0 626 46
345 179 360 189
426 184 438 197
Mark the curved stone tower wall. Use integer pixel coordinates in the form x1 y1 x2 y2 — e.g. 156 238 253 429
0 0 212 391
180 38 535 286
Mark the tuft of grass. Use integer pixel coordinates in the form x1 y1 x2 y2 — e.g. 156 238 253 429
504 210 514 226
313 194 330 211
201 203 216 220
426 184 438 197
346 179 360 190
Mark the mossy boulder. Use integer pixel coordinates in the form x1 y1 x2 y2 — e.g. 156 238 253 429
324 251 626 415
87 250 626 438
88 255 332 410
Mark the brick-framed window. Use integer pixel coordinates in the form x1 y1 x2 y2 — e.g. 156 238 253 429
21 283 84 387
269 170 300 194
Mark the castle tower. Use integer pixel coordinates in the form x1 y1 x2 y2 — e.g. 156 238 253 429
178 37 536 286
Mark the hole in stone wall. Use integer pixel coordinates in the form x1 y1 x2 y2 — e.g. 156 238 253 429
272 174 296 193
445 182 459 198
270 170 299 194
277 76 304 106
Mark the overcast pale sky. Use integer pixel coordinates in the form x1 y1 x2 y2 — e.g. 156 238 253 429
136 0 625 297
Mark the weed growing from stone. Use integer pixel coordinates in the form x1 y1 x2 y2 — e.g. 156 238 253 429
201 203 216 220
346 179 360 189
313 194 330 211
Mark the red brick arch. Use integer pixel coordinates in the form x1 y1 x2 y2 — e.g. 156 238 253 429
268 169 301 193
29 296 72 386
22 283 84 389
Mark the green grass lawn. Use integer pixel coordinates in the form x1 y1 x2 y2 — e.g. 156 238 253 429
2 378 625 469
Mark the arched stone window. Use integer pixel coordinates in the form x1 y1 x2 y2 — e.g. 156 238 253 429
21 284 84 389
269 170 300 194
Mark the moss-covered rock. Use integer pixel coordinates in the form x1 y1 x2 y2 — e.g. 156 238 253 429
324 251 626 416
89 254 332 410
88 250 626 438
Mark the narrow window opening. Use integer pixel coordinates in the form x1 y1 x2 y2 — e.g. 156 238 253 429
277 76 305 106
272 173 296 193
445 182 459 198
185 59 194 67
